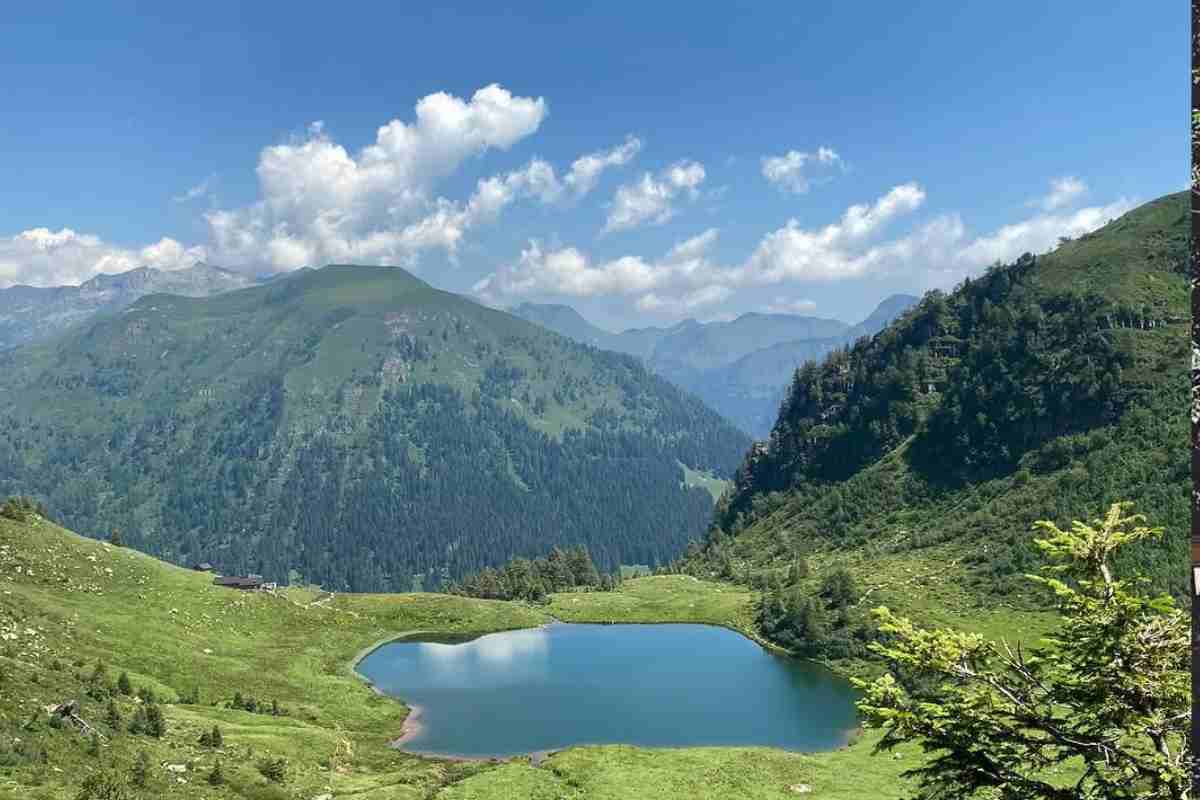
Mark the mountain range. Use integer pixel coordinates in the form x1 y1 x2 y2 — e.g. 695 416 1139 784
0 265 749 590
511 293 919 436
0 262 261 350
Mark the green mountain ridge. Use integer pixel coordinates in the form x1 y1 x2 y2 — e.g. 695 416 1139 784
680 190 1189 662
0 265 749 591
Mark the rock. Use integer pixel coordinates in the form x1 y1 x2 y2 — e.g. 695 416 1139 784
789 785 812 794
163 763 187 773
313 794 334 800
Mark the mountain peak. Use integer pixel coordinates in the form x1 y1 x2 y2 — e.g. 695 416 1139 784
851 293 921 337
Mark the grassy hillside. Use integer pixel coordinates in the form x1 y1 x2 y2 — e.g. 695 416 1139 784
0 265 749 590
0 511 920 800
680 191 1189 668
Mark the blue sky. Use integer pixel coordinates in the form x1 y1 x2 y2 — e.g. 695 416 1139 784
1 2 1183 329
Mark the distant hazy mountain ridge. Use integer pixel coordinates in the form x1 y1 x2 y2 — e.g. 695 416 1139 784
0 262 261 350
511 294 919 436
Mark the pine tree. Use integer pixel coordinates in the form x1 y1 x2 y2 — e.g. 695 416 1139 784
210 725 223 748
104 699 122 732
855 503 1191 800
88 661 109 697
131 702 165 738
144 703 165 738
73 768 128 800
788 557 809 583
130 750 150 787
115 672 132 696
206 759 224 786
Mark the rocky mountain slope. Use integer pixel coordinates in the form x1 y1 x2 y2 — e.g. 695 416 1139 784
0 262 261 350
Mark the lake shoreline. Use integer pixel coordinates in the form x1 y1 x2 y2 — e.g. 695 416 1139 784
390 702 425 748
348 622 559 762
358 622 861 762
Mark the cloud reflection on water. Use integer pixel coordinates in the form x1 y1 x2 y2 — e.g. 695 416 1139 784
415 627 550 687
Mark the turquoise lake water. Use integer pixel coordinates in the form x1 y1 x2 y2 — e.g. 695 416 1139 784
356 623 860 757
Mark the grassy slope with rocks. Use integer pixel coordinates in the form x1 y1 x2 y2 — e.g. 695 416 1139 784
0 512 920 800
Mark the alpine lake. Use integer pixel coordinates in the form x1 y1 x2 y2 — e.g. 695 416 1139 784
355 622 860 758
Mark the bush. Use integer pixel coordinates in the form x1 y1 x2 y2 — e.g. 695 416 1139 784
0 496 45 522
257 756 287 783
818 567 858 609
73 769 129 800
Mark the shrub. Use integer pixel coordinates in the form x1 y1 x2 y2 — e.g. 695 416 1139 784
257 756 287 783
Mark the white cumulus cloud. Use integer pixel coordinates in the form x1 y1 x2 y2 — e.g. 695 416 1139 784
761 146 842 193
604 160 706 232
0 228 206 288
475 181 1136 318
956 198 1133 270
563 137 643 197
737 182 926 282
474 227 725 309
205 84 551 272
1036 176 1087 211
203 85 649 272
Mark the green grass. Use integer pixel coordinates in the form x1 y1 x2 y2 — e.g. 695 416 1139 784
549 575 754 629
1033 191 1188 313
0 515 916 799
680 463 731 503
438 736 921 800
